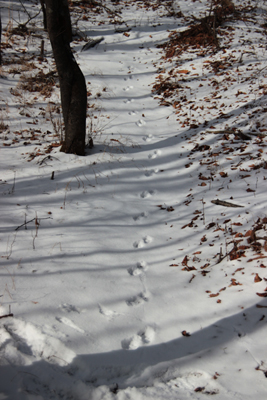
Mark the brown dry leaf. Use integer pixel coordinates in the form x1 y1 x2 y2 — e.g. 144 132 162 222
217 299 222 303
182 330 191 337
219 171 228 178
235 233 243 238
229 278 242 286
209 293 219 298
206 222 216 230
254 274 262 283
182 256 188 266
195 387 205 392
248 256 267 262
169 264 178 267
256 292 267 297
234 268 244 273
178 70 190 74
182 266 197 271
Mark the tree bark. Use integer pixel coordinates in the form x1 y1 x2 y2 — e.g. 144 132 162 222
45 0 87 156
0 12 2 65
40 0 47 31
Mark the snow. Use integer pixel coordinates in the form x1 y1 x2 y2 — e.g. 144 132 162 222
0 0 267 398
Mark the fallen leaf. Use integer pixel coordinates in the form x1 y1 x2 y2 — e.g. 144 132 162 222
209 293 219 297
182 330 191 337
182 256 188 266
195 387 205 392
178 70 190 74
254 274 262 283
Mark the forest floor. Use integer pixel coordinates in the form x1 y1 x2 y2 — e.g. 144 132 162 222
0 1 267 399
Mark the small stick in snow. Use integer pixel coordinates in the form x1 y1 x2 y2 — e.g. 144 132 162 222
15 217 52 231
189 274 196 283
211 199 244 208
0 313 14 319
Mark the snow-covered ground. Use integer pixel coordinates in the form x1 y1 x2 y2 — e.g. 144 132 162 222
0 1 267 398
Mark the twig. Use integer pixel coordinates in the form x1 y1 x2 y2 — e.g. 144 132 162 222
189 274 196 283
215 244 236 265
211 199 244 208
15 217 52 231
0 313 14 319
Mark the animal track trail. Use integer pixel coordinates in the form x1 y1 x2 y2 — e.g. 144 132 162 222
144 168 159 177
148 149 161 159
143 133 154 142
98 304 120 321
55 316 84 333
133 235 153 249
136 119 146 127
60 303 81 314
128 260 148 276
126 290 149 307
133 211 147 221
121 326 156 350
124 98 135 104
127 261 149 307
140 189 155 199
123 85 133 91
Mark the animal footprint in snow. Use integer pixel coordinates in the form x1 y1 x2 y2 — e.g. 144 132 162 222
148 150 161 159
129 110 136 116
144 168 158 177
140 189 155 198
124 98 135 104
138 326 155 344
60 303 81 313
123 85 133 91
121 326 155 350
56 316 84 333
98 304 120 321
128 261 148 276
121 335 142 350
133 235 153 248
143 134 153 142
126 291 149 306
133 211 147 221
136 119 146 127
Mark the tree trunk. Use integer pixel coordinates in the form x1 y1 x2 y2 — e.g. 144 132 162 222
0 12 2 65
45 0 87 156
40 0 47 31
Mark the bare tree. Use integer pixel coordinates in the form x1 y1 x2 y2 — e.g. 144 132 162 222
44 0 87 155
